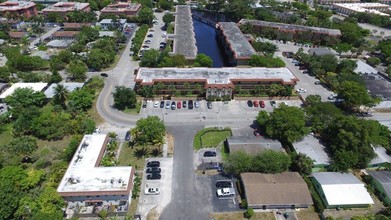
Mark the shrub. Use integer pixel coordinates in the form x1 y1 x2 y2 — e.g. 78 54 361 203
244 208 254 219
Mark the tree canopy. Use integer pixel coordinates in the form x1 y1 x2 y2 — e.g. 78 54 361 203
193 54 213 67
132 116 165 146
338 81 377 110
113 86 137 110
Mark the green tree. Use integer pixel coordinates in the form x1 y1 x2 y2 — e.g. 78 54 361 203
337 59 357 73
305 102 343 132
266 105 309 143
132 116 165 145
253 150 291 173
194 54 213 67
158 0 173 10
53 84 69 108
63 135 83 161
68 88 94 112
137 8 154 25
140 49 161 67
251 41 278 56
256 110 270 132
113 86 137 110
4 88 46 109
338 81 376 110
367 57 381 67
305 95 322 106
6 136 38 156
50 70 62 83
224 150 253 176
67 60 87 82
162 13 175 26
290 153 314 175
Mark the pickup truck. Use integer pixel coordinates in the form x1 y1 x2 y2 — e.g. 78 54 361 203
216 187 235 197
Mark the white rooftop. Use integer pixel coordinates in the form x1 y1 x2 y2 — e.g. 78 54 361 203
293 135 330 166
370 146 391 165
312 172 374 206
57 134 133 194
355 60 378 75
334 3 390 16
136 67 298 85
44 82 84 98
0 82 47 99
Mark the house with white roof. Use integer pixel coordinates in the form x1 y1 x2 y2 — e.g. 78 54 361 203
57 134 134 216
0 82 48 100
311 172 374 208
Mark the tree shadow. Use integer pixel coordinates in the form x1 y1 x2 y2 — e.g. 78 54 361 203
134 147 148 159
151 148 162 157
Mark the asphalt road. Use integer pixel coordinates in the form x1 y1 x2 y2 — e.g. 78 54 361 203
159 125 211 220
29 26 61 48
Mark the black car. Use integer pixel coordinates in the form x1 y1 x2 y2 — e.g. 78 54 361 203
207 101 212 109
146 167 161 173
182 100 187 108
171 101 176 110
147 161 160 167
100 73 108 77
216 181 233 188
188 100 194 109
203 151 217 157
146 173 161 180
160 100 165 108
147 34 153 37
247 100 253 107
142 101 147 108
125 131 131 141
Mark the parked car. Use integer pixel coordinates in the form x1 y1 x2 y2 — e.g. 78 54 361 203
145 187 160 195
147 34 153 37
125 131 131 141
146 167 161 173
254 129 261 136
296 88 306 93
147 161 160 167
194 101 199 108
154 101 159 108
188 100 194 109
100 73 108 77
253 100 259 107
216 187 235 197
160 100 165 108
145 40 151 43
142 101 147 108
270 101 277 107
177 101 181 109
142 45 150 49
314 80 321 85
247 100 253 107
207 101 212 109
216 181 233 188
259 100 265 108
171 101 176 110
165 101 171 109
182 100 187 108
146 173 161 180
203 151 217 157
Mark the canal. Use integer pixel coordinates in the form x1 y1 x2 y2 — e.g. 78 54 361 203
193 18 225 67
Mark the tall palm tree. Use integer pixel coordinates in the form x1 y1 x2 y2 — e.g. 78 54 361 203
53 84 69 108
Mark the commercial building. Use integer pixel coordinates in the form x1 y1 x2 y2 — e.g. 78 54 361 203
98 18 127 30
238 19 341 44
367 171 391 205
216 22 257 67
46 39 74 48
316 0 359 5
0 1 37 18
355 60 378 75
311 172 374 208
293 135 330 168
100 2 141 18
332 3 391 16
63 23 93 31
134 67 298 99
0 83 48 99
241 172 313 209
57 134 134 216
308 47 336 56
51 31 79 40
225 136 284 154
173 5 197 61
42 2 90 17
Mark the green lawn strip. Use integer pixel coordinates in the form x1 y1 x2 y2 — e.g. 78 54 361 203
0 124 12 146
117 144 162 170
193 128 232 150
123 101 142 115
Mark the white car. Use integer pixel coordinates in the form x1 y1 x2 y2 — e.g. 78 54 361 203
296 88 306 93
154 101 159 108
145 187 160 195
194 101 199 108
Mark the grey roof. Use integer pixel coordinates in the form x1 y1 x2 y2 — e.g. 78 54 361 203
308 48 335 56
312 172 362 185
370 146 391 165
173 5 197 59
46 39 74 48
217 22 256 58
0 83 8 91
30 51 51 60
367 171 391 200
227 136 283 154
293 135 330 166
355 59 378 74
44 83 85 98
239 19 342 36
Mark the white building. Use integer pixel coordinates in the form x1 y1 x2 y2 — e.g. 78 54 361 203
333 3 391 16
57 134 134 213
0 82 48 99
311 172 374 208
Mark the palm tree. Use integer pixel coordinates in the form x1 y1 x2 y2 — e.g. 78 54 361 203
53 84 69 108
31 15 44 44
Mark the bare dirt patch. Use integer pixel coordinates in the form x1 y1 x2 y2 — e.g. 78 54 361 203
146 206 159 220
166 132 174 156
209 211 275 220
296 207 320 220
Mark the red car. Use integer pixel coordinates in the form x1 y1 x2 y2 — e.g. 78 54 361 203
177 101 181 109
259 100 265 108
254 129 261 136
253 101 259 107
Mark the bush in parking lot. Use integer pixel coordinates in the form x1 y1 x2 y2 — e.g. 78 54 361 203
244 208 254 219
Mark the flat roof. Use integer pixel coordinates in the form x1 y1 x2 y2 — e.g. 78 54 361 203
0 82 48 99
99 31 115 37
99 18 127 24
217 22 256 58
44 83 84 98
293 135 330 166
57 134 133 196
173 5 197 59
367 171 391 200
46 39 74 48
136 67 299 86
241 172 313 206
101 3 141 12
355 59 378 74
227 136 283 154
42 2 89 12
239 19 342 36
370 146 391 165
52 31 79 37
308 48 335 56
0 1 35 11
333 3 390 16
312 172 374 206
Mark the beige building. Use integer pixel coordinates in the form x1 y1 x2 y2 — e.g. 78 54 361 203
42 2 90 17
332 3 391 16
316 0 359 5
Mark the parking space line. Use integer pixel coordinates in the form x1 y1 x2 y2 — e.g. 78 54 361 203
232 199 236 204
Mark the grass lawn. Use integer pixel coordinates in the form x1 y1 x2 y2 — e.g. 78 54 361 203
296 207 320 220
209 211 275 220
117 144 162 170
0 124 12 146
123 101 142 115
193 128 232 150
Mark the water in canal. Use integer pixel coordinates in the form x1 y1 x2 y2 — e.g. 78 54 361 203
193 18 225 67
